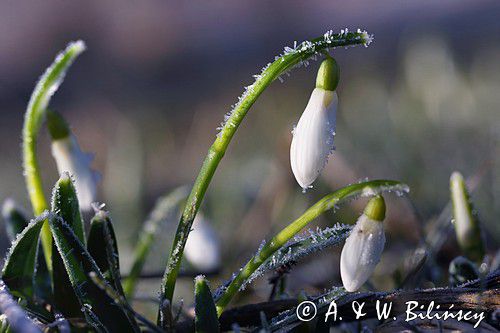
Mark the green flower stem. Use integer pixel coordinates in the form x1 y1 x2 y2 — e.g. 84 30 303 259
160 29 373 312
215 180 407 315
22 41 86 272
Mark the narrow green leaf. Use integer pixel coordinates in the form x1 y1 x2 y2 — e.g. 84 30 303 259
123 186 188 298
87 209 125 297
51 173 85 242
50 173 85 318
1 213 47 298
450 172 485 262
0 280 42 333
23 40 86 271
194 276 219 333
1 199 29 242
48 215 137 332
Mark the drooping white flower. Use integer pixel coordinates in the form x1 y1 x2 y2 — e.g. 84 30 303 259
47 110 99 212
290 57 339 190
184 214 221 272
51 135 100 211
340 196 386 292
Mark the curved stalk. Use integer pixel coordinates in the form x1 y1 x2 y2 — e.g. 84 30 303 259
159 29 373 315
215 180 408 314
22 41 86 271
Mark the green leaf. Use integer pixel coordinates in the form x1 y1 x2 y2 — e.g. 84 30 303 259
1 199 29 242
48 214 137 332
22 40 86 271
50 173 85 318
194 276 219 333
0 280 42 333
123 186 188 298
2 213 47 298
87 208 125 298
51 173 85 242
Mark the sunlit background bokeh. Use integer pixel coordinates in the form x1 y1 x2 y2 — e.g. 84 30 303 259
1 0 499 315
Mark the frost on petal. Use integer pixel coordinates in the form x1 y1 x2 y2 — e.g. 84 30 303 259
184 214 221 271
290 88 337 189
51 135 99 211
340 214 385 292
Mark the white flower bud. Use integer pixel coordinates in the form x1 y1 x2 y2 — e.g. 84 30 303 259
290 88 337 189
340 196 386 292
51 135 99 211
290 57 339 190
184 214 221 271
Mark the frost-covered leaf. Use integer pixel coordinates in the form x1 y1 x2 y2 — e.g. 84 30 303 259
243 224 351 290
0 280 41 333
48 214 137 332
50 174 85 318
2 213 47 298
87 208 125 298
194 276 219 333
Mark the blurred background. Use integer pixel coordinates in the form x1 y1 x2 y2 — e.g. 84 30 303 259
1 0 499 317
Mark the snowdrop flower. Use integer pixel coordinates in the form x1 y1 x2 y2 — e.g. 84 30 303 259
47 110 99 211
184 214 221 271
290 57 339 190
340 195 386 292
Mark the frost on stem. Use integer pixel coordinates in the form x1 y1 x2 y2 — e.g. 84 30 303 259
216 28 373 137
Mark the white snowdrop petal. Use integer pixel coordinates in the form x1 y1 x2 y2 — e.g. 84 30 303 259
340 214 385 292
51 135 99 211
290 88 337 189
184 214 221 271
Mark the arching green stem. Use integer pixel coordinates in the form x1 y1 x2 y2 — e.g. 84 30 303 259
159 30 373 319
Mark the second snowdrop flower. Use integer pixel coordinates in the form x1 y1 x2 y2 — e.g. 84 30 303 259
290 57 339 190
184 213 221 272
340 195 386 292
47 110 100 211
